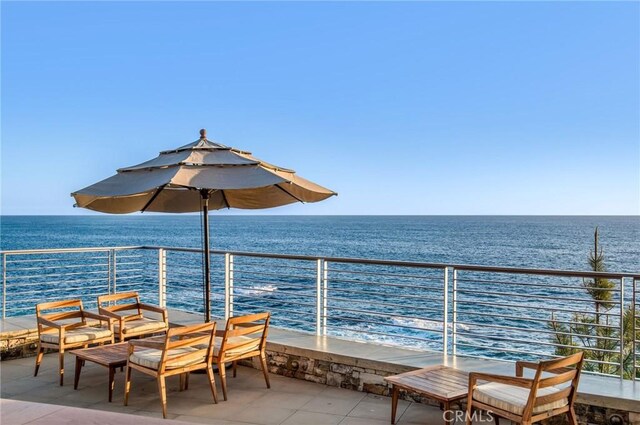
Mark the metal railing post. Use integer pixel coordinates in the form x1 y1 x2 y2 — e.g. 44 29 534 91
322 260 328 336
452 268 458 356
2 253 6 319
158 248 166 308
316 259 322 336
620 277 625 379
107 250 112 295
443 267 449 355
225 253 234 320
111 249 117 295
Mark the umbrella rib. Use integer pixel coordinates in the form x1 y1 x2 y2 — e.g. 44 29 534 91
275 184 304 203
219 190 231 209
141 184 167 212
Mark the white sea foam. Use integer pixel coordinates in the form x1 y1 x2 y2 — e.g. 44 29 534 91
392 317 469 331
329 328 437 351
236 284 278 296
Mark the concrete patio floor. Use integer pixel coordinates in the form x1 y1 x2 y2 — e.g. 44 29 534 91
0 354 483 425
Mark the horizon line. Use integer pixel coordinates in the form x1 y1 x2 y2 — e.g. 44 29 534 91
1 214 638 218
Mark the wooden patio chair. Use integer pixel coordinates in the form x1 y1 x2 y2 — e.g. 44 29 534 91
124 322 218 419
34 299 114 386
97 291 168 341
213 312 271 401
466 352 584 425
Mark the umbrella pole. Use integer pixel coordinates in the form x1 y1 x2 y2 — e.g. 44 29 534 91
201 190 211 323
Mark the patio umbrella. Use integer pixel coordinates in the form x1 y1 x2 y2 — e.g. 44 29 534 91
72 129 336 321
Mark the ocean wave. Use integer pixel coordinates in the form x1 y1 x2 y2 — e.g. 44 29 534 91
392 317 469 331
236 284 278 296
329 327 438 351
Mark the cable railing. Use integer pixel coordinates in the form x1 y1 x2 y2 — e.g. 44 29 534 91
1 245 639 380
0 247 145 316
323 261 447 352
228 254 318 332
452 268 626 377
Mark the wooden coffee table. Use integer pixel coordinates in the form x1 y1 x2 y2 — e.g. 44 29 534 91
71 342 129 402
384 365 469 425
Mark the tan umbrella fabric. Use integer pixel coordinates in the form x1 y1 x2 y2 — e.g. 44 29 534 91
72 130 336 213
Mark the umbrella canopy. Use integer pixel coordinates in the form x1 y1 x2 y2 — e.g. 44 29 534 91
72 129 336 321
73 129 335 213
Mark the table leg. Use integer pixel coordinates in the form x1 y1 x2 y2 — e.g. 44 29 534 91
443 401 452 425
390 385 399 424
73 357 82 390
108 366 115 402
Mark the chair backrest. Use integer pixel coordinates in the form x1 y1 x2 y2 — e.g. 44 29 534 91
525 352 584 418
218 312 270 361
98 291 142 318
159 322 216 372
36 299 85 333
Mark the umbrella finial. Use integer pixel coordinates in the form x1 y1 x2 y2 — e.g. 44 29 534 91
199 129 207 139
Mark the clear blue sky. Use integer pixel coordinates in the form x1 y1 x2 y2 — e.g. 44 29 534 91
2 1 638 215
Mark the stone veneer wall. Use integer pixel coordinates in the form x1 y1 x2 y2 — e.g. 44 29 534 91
1 330 637 425
0 328 40 360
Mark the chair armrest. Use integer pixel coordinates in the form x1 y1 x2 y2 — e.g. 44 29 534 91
139 303 168 317
37 317 64 329
37 317 86 331
515 361 540 377
469 372 532 390
99 310 144 326
129 339 165 350
97 309 126 320
83 311 115 326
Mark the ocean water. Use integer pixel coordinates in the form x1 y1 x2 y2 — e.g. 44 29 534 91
1 215 638 271
1 215 638 361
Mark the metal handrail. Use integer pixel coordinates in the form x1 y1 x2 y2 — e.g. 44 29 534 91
0 246 145 255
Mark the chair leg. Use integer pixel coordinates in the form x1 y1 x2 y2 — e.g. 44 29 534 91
465 405 473 425
206 366 218 404
218 361 228 401
465 383 475 425
390 386 399 424
233 361 237 378
58 349 65 386
567 407 578 425
494 415 500 425
158 376 167 419
123 365 132 406
179 373 185 391
185 372 190 390
259 354 270 389
34 342 44 377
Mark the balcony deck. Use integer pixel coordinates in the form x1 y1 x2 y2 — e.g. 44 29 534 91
1 309 639 424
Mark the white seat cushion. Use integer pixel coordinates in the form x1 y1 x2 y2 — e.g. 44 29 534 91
213 336 259 357
40 325 113 344
129 347 204 370
473 382 568 415
117 317 167 335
